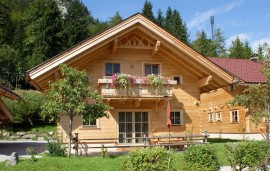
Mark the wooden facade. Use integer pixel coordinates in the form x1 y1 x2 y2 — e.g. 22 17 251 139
26 14 265 143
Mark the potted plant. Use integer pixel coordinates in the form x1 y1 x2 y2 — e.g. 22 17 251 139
145 74 166 94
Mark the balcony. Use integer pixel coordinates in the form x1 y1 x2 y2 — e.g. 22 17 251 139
98 75 177 99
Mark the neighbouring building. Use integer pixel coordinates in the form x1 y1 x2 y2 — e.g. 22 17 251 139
25 14 266 145
0 85 20 123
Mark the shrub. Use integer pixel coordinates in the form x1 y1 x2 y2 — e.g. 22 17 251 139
181 144 220 171
120 147 173 171
26 146 38 163
47 140 66 157
225 141 270 170
2 90 45 125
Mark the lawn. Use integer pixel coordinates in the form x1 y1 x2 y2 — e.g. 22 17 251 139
0 143 230 171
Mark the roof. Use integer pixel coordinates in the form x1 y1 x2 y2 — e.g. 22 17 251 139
0 85 20 100
208 57 266 84
26 13 234 92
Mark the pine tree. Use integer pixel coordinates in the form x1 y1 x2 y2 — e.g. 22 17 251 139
63 0 91 49
107 11 122 27
156 9 164 27
23 0 64 68
141 0 155 22
164 6 173 34
192 30 216 57
229 37 252 59
0 2 14 45
213 28 227 57
171 9 189 44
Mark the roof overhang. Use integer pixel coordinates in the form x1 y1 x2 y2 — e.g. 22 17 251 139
26 14 234 92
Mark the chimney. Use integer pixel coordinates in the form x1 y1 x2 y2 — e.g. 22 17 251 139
250 53 258 62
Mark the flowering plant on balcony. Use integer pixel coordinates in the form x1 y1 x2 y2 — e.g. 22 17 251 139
111 73 136 89
145 74 166 92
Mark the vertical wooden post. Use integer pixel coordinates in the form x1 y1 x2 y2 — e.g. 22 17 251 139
204 130 208 143
73 133 79 156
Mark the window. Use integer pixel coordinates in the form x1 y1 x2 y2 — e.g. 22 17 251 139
82 115 96 126
230 110 239 123
170 111 182 125
106 63 120 76
229 84 235 91
144 64 159 76
173 76 183 84
216 112 222 121
208 113 214 122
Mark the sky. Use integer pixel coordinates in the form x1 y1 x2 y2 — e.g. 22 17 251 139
81 0 270 51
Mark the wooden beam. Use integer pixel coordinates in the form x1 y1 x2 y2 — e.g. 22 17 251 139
135 99 141 107
197 76 212 87
112 39 118 54
151 41 160 56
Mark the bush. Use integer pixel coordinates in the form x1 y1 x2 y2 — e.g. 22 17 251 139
120 147 173 171
2 90 45 125
47 140 66 157
225 141 270 170
180 145 220 171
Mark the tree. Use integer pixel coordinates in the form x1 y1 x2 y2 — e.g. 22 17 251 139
192 30 216 57
256 43 270 60
0 45 18 88
141 0 155 22
213 28 227 57
228 36 252 59
228 61 270 142
164 6 173 34
156 9 164 27
41 64 109 157
23 0 64 69
171 9 189 44
63 0 91 49
0 2 14 45
107 11 122 27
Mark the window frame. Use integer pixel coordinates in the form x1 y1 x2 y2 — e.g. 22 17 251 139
143 62 162 76
170 110 183 126
230 110 239 123
215 111 222 121
229 84 235 91
208 112 214 122
105 62 121 76
82 114 97 127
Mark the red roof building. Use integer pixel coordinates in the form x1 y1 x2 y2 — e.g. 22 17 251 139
208 57 266 84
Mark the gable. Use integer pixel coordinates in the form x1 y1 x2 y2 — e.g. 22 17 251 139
26 14 234 92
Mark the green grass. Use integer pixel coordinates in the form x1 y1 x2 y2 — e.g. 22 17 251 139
0 143 230 171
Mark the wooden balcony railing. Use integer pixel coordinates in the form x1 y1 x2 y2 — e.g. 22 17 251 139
98 77 177 98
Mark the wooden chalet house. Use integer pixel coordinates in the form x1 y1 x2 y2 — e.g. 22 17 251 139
0 85 20 123
26 14 266 145
200 58 267 139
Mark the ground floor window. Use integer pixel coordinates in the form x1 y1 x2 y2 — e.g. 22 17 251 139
216 112 222 121
230 110 239 123
170 111 183 125
82 114 97 126
118 111 148 144
208 112 214 122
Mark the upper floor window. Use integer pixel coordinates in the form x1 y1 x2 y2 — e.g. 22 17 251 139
170 111 183 125
106 63 120 76
144 64 159 76
230 110 239 123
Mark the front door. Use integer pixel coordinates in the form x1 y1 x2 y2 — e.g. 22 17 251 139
118 111 149 144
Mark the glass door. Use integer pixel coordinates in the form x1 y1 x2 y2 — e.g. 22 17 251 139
135 112 149 143
118 112 132 143
118 111 149 144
